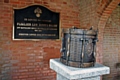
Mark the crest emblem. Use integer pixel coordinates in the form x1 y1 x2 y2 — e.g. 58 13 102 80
86 39 93 56
34 7 42 17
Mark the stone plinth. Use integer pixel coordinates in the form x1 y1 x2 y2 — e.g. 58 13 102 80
50 58 110 80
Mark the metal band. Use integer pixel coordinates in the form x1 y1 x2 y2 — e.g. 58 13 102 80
60 58 94 68
63 29 97 35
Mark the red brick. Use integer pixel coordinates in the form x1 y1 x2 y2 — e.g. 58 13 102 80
19 75 28 78
4 0 9 3
2 0 119 80
10 0 20 4
34 0 42 4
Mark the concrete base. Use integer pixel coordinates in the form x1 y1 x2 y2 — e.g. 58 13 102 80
50 58 110 80
57 73 100 80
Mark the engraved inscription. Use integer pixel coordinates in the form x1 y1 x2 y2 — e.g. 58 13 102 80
13 5 60 40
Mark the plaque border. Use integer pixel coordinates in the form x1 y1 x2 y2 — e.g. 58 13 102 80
12 4 61 41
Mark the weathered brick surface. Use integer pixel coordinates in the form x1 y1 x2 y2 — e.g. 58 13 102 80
79 0 99 29
103 5 120 80
0 0 80 80
1 0 120 80
79 0 113 65
79 0 120 80
97 0 120 64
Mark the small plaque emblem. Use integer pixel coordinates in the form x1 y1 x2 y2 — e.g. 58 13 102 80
34 7 42 17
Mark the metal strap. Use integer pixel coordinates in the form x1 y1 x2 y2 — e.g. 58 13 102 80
60 58 94 68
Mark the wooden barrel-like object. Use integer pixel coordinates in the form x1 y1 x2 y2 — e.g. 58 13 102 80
60 27 98 68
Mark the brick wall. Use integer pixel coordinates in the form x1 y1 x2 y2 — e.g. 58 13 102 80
79 0 120 80
97 0 120 64
79 0 112 64
103 5 120 80
0 0 80 80
1 0 120 80
79 0 112 29
79 0 99 29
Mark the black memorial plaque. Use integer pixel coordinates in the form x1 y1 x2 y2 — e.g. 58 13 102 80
13 5 60 40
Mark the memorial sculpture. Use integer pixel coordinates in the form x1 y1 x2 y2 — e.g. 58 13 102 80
50 27 109 80
60 27 98 68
